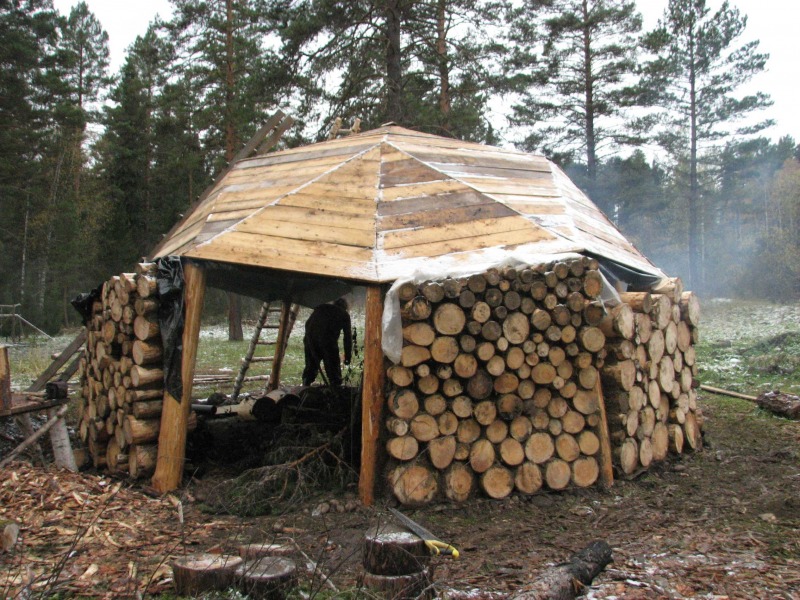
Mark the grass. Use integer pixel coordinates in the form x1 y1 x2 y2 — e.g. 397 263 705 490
694 299 800 396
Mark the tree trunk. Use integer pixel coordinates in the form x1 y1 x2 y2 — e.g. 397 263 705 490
384 0 403 124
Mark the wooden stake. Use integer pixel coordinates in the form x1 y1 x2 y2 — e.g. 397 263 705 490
0 346 10 411
151 261 206 494
594 379 614 488
359 284 385 506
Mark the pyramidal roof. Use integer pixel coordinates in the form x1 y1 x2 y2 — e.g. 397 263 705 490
153 126 662 283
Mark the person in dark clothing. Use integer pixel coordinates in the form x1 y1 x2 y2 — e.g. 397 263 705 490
302 298 352 387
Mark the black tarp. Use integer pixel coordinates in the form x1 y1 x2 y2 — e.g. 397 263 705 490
157 256 185 402
70 286 102 325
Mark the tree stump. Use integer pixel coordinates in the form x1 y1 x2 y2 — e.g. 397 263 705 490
363 523 431 576
172 554 243 596
362 569 434 600
235 557 297 600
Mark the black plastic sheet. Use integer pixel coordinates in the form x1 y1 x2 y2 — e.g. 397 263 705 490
70 286 102 325
157 256 185 402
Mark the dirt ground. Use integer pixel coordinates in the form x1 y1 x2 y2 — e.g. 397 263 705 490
1 388 799 599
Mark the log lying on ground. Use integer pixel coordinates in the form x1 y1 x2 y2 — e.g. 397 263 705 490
755 391 800 420
509 540 613 600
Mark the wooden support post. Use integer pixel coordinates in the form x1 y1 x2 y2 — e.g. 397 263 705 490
0 346 10 411
267 301 294 393
594 379 614 488
359 285 386 506
151 261 206 493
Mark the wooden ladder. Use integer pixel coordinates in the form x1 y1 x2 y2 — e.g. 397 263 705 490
231 301 300 402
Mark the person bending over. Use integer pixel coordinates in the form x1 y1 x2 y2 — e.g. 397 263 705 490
302 298 352 387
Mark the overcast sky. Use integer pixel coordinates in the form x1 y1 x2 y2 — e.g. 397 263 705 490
51 0 799 142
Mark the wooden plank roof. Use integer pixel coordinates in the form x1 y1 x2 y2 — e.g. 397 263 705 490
154 126 663 282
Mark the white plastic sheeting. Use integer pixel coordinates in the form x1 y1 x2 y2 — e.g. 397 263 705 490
381 251 622 364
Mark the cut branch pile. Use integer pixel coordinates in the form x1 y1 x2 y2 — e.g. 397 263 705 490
384 260 702 504
603 283 703 475
386 258 613 504
76 264 186 479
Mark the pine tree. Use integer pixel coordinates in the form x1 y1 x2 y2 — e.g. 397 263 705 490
275 0 501 140
166 0 292 339
506 0 642 197
0 0 61 320
640 0 772 291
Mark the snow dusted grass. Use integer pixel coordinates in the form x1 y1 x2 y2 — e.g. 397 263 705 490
4 328 84 389
195 305 365 394
696 299 800 395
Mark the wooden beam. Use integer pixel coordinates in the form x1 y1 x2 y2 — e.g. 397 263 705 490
594 380 614 489
26 328 86 393
0 346 10 411
151 261 207 493
257 114 295 155
699 384 757 402
359 285 386 506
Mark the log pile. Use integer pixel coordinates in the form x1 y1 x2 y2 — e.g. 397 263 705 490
602 284 703 475
386 258 614 504
76 263 186 478
384 260 702 504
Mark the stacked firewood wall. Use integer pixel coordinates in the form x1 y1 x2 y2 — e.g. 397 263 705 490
76 263 190 478
385 257 614 504
603 283 702 475
384 259 702 505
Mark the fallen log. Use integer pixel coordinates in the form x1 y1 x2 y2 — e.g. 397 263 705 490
755 391 800 420
510 540 613 600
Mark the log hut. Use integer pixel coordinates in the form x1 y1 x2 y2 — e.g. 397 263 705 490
82 126 701 504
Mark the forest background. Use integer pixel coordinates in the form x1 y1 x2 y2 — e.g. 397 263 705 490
1 0 798 337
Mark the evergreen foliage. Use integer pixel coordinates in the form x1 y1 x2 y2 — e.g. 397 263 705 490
0 0 796 335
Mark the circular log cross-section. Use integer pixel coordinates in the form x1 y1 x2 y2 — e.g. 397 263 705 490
545 459 571 490
433 303 466 335
429 435 457 470
445 462 475 502
502 312 530 345
469 439 496 473
481 465 514 499
389 464 439 506
387 436 419 461
514 461 543 495
363 524 431 576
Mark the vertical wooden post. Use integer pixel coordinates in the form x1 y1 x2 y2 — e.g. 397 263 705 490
0 346 11 411
594 379 614 488
267 300 294 392
359 285 386 506
151 261 207 493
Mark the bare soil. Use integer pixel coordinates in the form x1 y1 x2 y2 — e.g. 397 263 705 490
1 389 799 599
